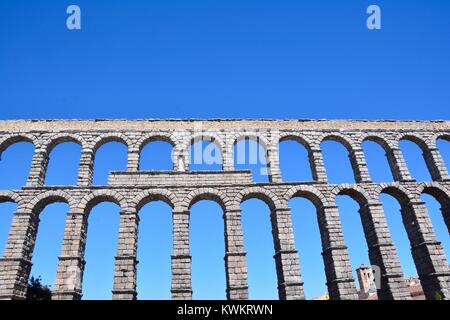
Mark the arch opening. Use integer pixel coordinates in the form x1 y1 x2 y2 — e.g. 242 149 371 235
140 140 173 171
136 200 173 300
29 201 69 299
422 186 450 234
379 193 419 279
241 198 277 299
234 138 269 183
0 141 34 190
279 139 312 182
362 140 394 183
399 139 432 182
93 141 128 185
45 142 81 186
82 201 120 300
420 193 450 260
321 139 355 184
289 197 326 299
335 194 372 299
190 200 226 300
190 139 222 171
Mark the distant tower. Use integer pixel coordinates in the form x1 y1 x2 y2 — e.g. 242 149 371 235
356 264 377 299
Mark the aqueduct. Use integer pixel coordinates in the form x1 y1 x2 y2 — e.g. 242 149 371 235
0 119 449 300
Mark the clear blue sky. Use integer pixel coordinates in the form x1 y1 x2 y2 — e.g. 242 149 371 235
0 1 449 300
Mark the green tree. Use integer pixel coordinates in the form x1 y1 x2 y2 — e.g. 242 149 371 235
26 276 52 300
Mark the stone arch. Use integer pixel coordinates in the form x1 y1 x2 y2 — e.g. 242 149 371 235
25 190 76 214
320 133 356 152
278 134 313 151
418 182 450 204
132 189 178 211
319 133 362 183
437 133 450 140
187 133 224 170
89 134 130 184
333 185 416 300
190 133 224 150
0 135 37 189
278 134 315 182
436 133 450 145
232 133 273 182
397 133 430 152
376 184 416 205
182 188 230 212
77 190 129 215
319 133 366 183
284 185 330 208
0 191 21 205
377 184 450 300
91 134 131 153
231 132 270 162
362 135 394 152
235 186 282 210
332 185 374 206
79 190 125 300
361 135 398 182
42 135 85 186
0 135 36 155
418 182 450 234
45 134 86 153
397 133 448 181
236 132 269 146
137 134 176 153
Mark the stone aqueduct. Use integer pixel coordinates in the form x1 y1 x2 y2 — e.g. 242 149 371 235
0 119 449 301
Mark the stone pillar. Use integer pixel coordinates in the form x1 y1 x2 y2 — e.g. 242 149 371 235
267 144 282 183
318 206 358 300
223 209 248 300
173 144 189 172
26 148 48 187
423 148 450 182
222 142 234 171
0 211 39 300
171 209 192 299
270 207 304 300
349 147 372 183
112 210 139 300
359 203 411 300
401 201 450 300
309 148 328 183
53 211 87 300
127 147 140 172
386 147 414 182
77 149 94 186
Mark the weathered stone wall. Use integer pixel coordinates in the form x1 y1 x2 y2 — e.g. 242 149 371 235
0 119 449 300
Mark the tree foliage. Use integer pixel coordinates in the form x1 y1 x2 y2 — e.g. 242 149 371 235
26 276 52 300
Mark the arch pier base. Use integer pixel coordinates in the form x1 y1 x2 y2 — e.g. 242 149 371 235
171 209 192 300
224 209 249 300
319 206 359 300
271 208 305 300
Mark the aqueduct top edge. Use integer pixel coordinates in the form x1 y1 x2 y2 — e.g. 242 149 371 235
1 119 450 132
